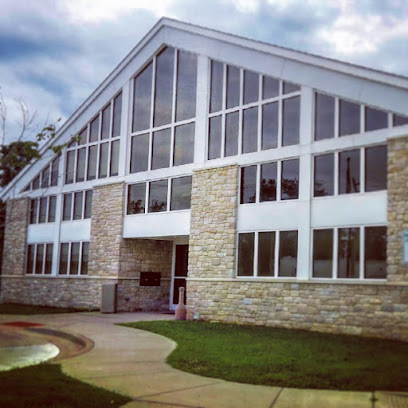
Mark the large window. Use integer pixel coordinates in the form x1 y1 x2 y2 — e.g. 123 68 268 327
59 241 89 275
26 243 53 275
237 230 298 277
23 157 59 192
208 60 301 160
312 226 386 279
29 196 57 224
130 47 197 173
65 92 122 184
62 190 93 221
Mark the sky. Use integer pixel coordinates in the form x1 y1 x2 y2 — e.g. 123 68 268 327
1 0 408 144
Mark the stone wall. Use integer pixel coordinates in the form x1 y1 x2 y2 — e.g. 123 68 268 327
2 198 29 276
188 165 238 279
387 135 408 283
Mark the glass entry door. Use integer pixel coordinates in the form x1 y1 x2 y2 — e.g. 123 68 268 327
171 244 189 309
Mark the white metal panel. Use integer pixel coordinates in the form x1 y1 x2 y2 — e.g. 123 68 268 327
60 220 91 242
27 224 57 244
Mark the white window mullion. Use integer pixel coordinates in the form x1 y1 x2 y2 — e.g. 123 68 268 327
238 108 242 155
360 105 365 134
274 231 280 277
67 243 72 276
42 244 46 275
254 232 259 277
222 64 227 111
334 98 339 138
360 226 365 279
334 151 339 196
277 161 282 201
148 57 156 170
145 182 149 214
46 196 50 223
73 149 78 183
333 228 338 279
32 244 37 275
360 148 365 193
278 81 283 148
70 193 74 221
109 98 114 138
171 49 177 124
166 179 172 212
256 164 261 203
82 191 86 220
107 140 112 177
78 242 83 276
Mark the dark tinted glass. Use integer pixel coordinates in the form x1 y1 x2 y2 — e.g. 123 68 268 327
339 149 360 194
208 116 221 160
78 127 87 145
282 97 300 146
242 107 258 154
110 139 120 176
65 150 75 184
101 104 111 140
26 245 35 274
240 165 257 204
281 159 299 200
59 243 69 275
176 51 197 121
283 82 300 94
226 65 240 109
244 71 259 104
262 76 279 99
393 114 408 127
51 157 59 186
210 61 223 113
70 242 80 275
98 143 109 178
174 123 194 166
63 193 72 221
48 196 56 222
260 162 277 202
30 199 38 224
338 227 360 279
44 244 53 274
84 190 93 219
81 242 89 275
42 166 49 188
314 154 334 197
225 111 239 157
365 226 387 279
35 244 44 274
171 176 192 210
365 145 387 192
73 191 83 220
315 93 335 141
154 47 174 127
152 128 170 170
130 133 149 173
39 197 47 223
112 92 122 137
340 100 360 136
365 107 388 132
33 175 40 190
76 148 86 182
149 179 168 213
128 183 146 214
313 229 333 278
90 115 99 142
279 230 298 277
262 102 278 150
133 63 152 132
258 232 275 276
237 233 254 276
87 145 97 180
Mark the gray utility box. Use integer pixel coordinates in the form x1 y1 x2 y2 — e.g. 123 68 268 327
101 283 117 313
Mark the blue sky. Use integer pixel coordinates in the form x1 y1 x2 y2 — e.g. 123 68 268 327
1 0 408 143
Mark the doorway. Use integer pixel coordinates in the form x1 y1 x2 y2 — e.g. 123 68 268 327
170 244 189 310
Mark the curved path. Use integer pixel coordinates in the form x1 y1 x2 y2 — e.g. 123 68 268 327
0 312 402 407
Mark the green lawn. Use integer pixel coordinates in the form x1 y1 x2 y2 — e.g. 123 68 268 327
0 364 131 408
0 303 85 315
122 320 408 391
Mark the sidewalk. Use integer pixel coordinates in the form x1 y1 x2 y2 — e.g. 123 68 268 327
0 311 403 407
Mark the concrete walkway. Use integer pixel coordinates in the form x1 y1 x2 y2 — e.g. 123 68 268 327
0 311 404 407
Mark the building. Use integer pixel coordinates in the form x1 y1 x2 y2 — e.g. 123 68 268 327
1 18 407 341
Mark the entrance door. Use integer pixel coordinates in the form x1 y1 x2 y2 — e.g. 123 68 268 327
171 244 189 309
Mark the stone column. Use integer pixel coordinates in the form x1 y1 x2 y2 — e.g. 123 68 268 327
387 135 408 283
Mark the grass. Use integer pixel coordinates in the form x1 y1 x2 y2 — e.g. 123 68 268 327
122 320 408 391
0 303 85 315
0 364 131 408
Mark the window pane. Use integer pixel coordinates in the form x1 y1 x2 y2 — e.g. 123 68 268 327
176 51 197 121
127 183 146 214
110 140 120 176
262 102 278 150
101 104 111 140
283 82 300 94
281 159 299 200
33 175 40 190
365 226 386 279
51 157 59 186
30 199 38 224
48 196 56 222
90 115 99 142
130 133 149 173
314 154 334 197
226 65 240 109
73 191 83 220
340 100 360 136
152 128 170 170
237 233 254 276
244 71 259 105
174 123 194 166
263 76 279 99
78 127 87 146
63 193 72 221
260 162 277 202
338 228 360 279
393 114 408 127
154 47 174 127
26 245 35 274
240 165 257 204
315 93 334 141
225 111 239 157
112 92 122 137
365 107 388 132
208 116 221 160
35 244 44 274
149 179 168 213
81 242 89 275
76 148 86 182
279 231 298 277
65 150 75 184
339 149 360 194
70 242 80 275
242 107 258 154
210 61 223 113
313 229 333 278
44 244 53 275
171 176 192 210
59 243 69 275
282 97 300 146
84 190 93 219
39 197 47 223
258 232 275 277
98 143 109 178
87 145 97 180
133 63 152 132
41 166 50 188
365 145 387 192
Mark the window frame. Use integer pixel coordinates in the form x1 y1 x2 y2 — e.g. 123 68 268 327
25 243 53 275
58 241 89 276
29 195 57 224
22 156 60 193
61 190 93 222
